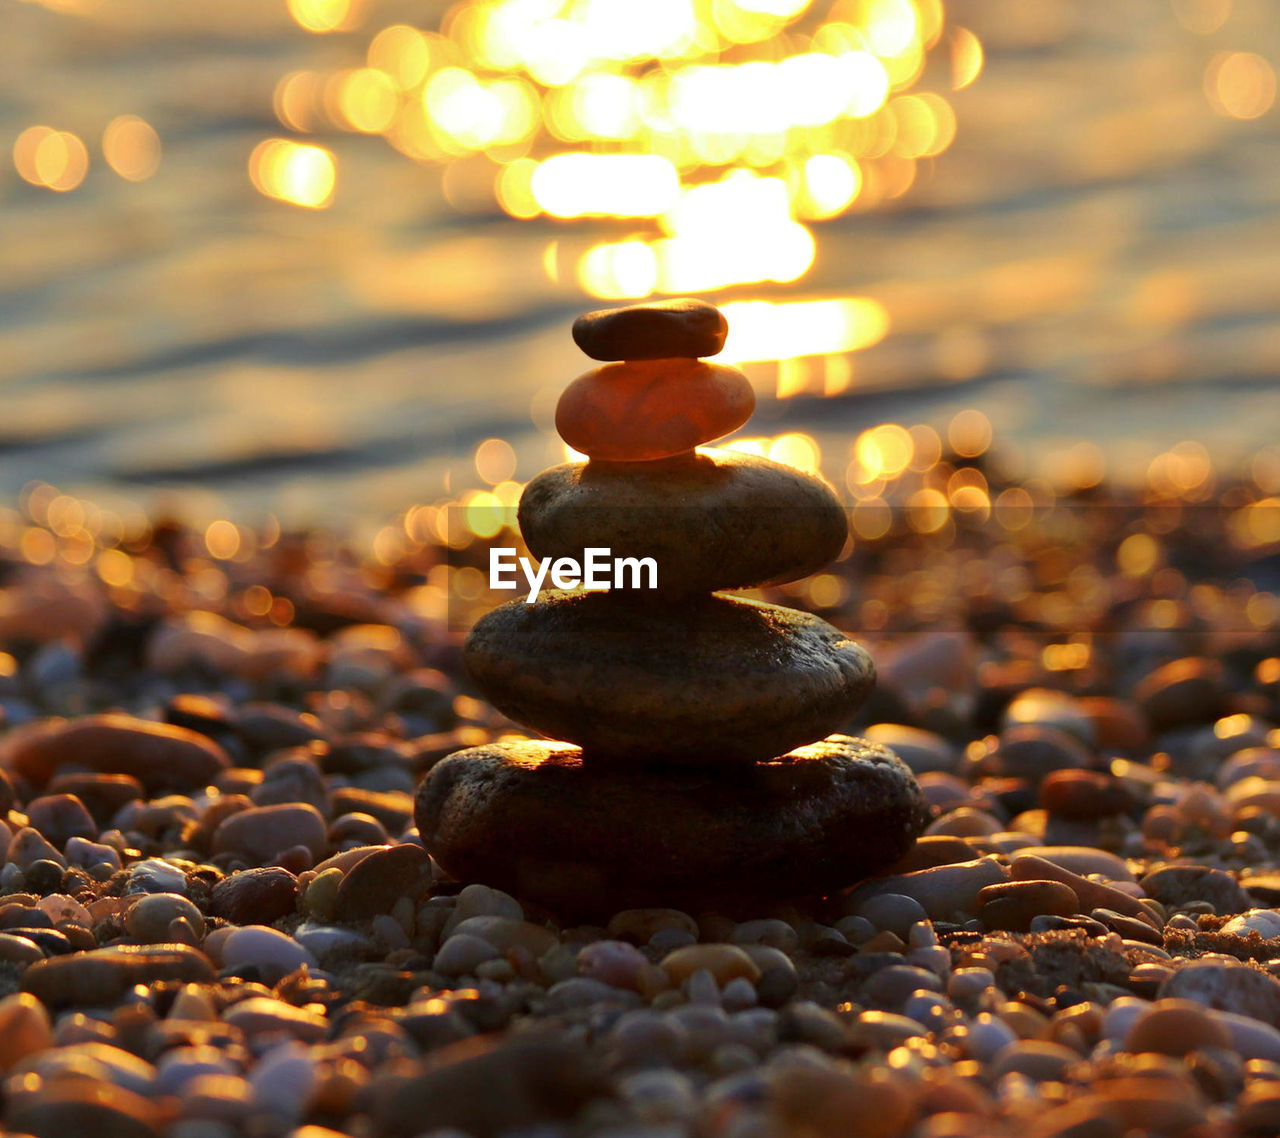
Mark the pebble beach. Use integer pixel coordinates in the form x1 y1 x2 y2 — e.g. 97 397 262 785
0 435 1275 1137
8 0 1280 1136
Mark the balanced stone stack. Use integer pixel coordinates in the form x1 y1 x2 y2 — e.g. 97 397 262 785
414 299 927 916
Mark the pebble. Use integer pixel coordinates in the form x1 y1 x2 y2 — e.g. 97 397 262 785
331 842 432 921
0 992 52 1070
417 736 925 915
0 713 229 793
125 893 205 943
208 866 298 925
212 803 327 864
250 1042 317 1121
1010 854 1159 930
555 358 754 462
978 880 1080 932
21 944 215 1007
730 919 800 952
221 925 317 980
849 856 1008 921
7 1076 165 1138
1135 656 1227 732
221 997 327 1042
463 592 875 765
662 945 761 987
519 448 846 596
578 939 649 990
24 794 96 846
1160 961 1280 1027
853 894 930 938
1221 909 1280 938
433 933 501 977
1124 998 1233 1055
124 858 188 895
572 298 728 361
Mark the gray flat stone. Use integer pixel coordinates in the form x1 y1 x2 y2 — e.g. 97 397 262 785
518 448 847 596
464 592 875 764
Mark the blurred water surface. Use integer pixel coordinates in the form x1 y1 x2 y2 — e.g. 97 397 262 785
3 0 1280 524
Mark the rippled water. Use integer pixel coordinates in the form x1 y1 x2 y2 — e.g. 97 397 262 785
3 0 1280 523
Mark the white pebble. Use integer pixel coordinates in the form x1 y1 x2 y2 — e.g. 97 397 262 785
249 1042 316 1121
222 926 317 977
966 1013 1018 1063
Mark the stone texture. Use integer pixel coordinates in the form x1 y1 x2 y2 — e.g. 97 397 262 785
416 735 927 916
0 714 229 793
22 944 215 1007
465 591 874 765
331 842 433 921
208 867 299 926
518 448 846 596
555 359 754 462
572 298 727 361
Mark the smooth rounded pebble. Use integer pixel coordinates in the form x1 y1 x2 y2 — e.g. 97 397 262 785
572 298 728 361
221 926 317 979
0 713 229 793
21 944 215 1007
518 448 846 596
1124 998 1233 1055
212 803 327 864
555 359 754 462
331 842 433 921
464 591 875 765
416 735 927 916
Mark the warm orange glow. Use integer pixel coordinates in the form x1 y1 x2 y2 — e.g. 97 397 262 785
14 126 89 191
1206 52 1276 120
948 409 992 458
332 68 399 133
288 0 360 34
719 297 890 365
855 424 914 479
205 520 241 561
368 25 431 89
1173 0 1232 35
253 0 972 298
249 139 337 209
950 26 984 90
474 438 517 485
102 115 161 182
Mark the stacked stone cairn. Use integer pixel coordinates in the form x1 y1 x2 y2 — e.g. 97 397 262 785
414 299 927 916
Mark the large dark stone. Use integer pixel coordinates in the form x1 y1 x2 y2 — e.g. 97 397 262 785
572 297 727 361
518 448 847 596
465 592 874 764
415 735 927 916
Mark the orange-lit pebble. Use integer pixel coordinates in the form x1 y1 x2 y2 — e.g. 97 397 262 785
555 358 755 462
1124 999 1232 1056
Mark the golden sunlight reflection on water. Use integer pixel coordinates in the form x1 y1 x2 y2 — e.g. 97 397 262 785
6 0 1280 526
257 0 973 364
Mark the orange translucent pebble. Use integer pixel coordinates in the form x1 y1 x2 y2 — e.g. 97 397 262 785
555 358 755 462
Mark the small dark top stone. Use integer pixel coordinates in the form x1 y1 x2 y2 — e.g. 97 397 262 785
572 298 728 361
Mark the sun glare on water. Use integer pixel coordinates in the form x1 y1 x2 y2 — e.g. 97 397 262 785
262 0 981 365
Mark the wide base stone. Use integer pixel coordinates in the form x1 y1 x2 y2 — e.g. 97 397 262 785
414 735 928 917
464 592 875 764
